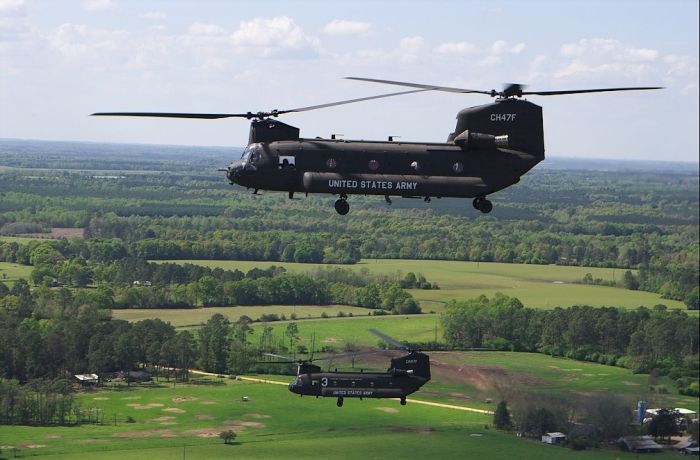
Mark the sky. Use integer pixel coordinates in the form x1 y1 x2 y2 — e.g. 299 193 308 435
0 0 698 162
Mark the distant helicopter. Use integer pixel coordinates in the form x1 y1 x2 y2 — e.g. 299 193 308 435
264 329 430 407
93 77 660 215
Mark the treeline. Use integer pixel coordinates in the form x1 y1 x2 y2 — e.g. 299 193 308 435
441 295 699 395
0 276 309 386
1 258 424 313
0 379 77 426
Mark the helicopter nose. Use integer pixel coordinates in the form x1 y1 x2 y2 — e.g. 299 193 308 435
226 160 245 183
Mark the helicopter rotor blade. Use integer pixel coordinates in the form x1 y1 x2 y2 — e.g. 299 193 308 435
368 328 409 350
263 353 294 362
348 77 663 98
280 88 431 114
91 112 255 119
346 77 490 95
92 88 429 121
521 86 664 96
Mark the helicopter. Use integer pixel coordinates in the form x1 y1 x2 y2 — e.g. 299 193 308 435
262 329 430 407
92 77 661 215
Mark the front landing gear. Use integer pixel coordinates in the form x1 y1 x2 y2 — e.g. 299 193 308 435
472 196 493 214
337 397 344 407
400 397 406 406
334 195 350 215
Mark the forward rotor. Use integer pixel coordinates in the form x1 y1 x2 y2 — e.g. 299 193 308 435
346 77 663 99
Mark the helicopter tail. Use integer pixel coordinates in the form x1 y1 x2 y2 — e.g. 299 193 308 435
449 99 545 159
391 351 431 381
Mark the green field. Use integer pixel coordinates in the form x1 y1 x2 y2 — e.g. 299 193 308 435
112 305 376 328
155 259 686 310
0 352 693 460
0 261 33 282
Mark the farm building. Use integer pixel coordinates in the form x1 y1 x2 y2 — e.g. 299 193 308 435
541 432 566 444
617 436 663 453
73 373 99 387
674 440 699 455
118 370 152 382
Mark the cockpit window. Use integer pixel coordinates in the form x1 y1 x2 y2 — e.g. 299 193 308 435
241 143 263 163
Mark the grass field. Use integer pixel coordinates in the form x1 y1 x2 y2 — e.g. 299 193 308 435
0 261 33 283
155 259 686 310
112 305 376 328
0 373 687 460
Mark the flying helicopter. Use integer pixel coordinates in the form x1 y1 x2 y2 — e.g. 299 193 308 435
92 77 661 215
263 329 430 407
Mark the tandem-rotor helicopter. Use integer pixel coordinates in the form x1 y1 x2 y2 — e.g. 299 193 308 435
262 329 430 407
93 77 660 215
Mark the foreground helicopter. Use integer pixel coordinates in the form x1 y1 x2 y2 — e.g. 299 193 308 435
264 329 430 407
93 77 660 215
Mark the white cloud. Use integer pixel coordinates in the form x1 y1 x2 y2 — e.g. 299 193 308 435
396 36 424 63
139 11 166 21
490 40 507 54
189 22 226 36
322 19 371 36
477 55 501 67
0 0 24 12
435 41 478 55
231 16 317 49
510 43 526 54
82 0 116 11
555 38 666 81
560 38 658 62
47 23 127 59
663 54 697 78
490 40 525 55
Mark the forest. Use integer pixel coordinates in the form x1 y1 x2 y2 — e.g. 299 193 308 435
0 140 697 306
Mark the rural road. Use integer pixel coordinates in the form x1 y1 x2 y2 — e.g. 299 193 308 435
191 370 493 415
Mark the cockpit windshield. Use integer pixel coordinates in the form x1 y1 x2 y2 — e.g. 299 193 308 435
241 143 263 163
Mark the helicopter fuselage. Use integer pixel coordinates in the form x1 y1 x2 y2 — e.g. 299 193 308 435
229 137 541 199
226 99 545 214
289 369 427 400
286 350 431 407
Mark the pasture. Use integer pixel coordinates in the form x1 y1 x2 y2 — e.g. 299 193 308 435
155 258 686 310
112 305 375 328
0 356 691 460
0 261 33 283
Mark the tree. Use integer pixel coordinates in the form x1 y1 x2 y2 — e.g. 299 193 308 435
647 408 682 442
219 429 237 444
198 314 230 373
520 407 558 438
623 270 639 290
583 393 631 441
685 286 699 310
493 400 513 430
689 420 699 443
285 322 299 358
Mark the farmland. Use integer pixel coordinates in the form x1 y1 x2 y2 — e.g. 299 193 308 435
151 258 686 311
0 353 692 460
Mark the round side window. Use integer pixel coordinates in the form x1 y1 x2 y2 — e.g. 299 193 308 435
368 160 380 171
453 162 464 173
326 158 337 169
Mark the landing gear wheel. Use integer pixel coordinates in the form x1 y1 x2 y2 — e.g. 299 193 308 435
334 199 350 215
337 397 344 407
472 196 493 214
479 199 493 213
400 397 407 406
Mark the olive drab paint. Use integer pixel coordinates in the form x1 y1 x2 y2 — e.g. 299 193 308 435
92 77 660 215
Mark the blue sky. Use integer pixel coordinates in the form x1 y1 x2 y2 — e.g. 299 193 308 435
0 0 698 162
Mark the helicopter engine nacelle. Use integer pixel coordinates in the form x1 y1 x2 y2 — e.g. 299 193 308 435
453 130 508 151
